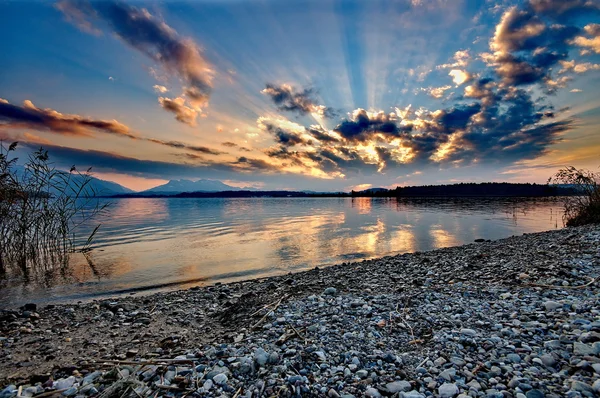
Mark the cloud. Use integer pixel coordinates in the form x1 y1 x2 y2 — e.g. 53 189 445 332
158 97 198 126
1 97 225 156
449 69 472 86
12 141 275 182
257 117 312 148
145 139 225 155
437 50 471 69
572 23 600 54
530 0 600 20
570 88 582 92
153 85 168 94
333 109 412 142
483 3 583 89
262 84 334 119
422 85 452 99
233 156 281 173
0 98 135 138
55 0 101 35
559 59 600 73
58 1 214 108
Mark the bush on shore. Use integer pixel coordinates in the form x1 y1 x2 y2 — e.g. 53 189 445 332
0 142 105 279
549 166 600 227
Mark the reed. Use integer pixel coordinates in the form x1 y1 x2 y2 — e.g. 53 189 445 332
0 142 106 280
549 166 600 227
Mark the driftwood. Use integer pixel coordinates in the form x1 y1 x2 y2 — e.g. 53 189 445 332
525 275 598 290
251 294 289 330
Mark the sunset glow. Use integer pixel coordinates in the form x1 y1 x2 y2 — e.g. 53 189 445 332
1 0 599 191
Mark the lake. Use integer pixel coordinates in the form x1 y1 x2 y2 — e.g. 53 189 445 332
0 197 564 307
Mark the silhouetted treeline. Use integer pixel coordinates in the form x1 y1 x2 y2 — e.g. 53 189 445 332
353 183 576 197
107 183 579 199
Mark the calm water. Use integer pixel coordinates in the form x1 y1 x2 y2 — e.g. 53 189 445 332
0 197 564 307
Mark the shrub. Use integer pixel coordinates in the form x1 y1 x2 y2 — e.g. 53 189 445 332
549 166 600 227
0 142 106 280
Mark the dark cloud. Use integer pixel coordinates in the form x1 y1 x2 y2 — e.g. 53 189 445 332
221 142 252 152
262 84 334 118
259 119 310 147
0 98 224 156
57 1 213 108
485 2 584 89
333 109 412 142
436 103 481 132
234 157 280 173
530 0 600 20
158 97 198 126
0 98 135 138
145 139 225 155
12 141 287 183
307 126 340 143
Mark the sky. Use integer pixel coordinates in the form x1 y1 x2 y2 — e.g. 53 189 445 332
1 0 599 192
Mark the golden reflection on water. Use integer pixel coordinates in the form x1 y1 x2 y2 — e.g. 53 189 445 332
390 226 418 253
108 198 169 224
429 226 461 248
351 197 373 214
1 197 566 306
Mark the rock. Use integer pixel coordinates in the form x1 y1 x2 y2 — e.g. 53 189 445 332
202 379 213 390
570 380 593 393
467 380 481 391
206 365 230 380
365 388 382 397
460 329 477 337
544 301 561 311
323 287 337 295
525 390 545 398
540 354 556 367
54 377 76 390
592 379 600 394
438 383 459 397
212 373 228 385
254 348 269 366
401 392 425 398
126 349 138 357
386 381 412 393
23 303 37 312
573 342 594 356
356 369 368 379
506 353 521 363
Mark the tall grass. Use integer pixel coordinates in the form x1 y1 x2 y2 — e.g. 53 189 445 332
549 166 600 227
0 142 106 280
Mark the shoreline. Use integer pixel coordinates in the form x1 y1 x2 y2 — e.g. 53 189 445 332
1 224 599 397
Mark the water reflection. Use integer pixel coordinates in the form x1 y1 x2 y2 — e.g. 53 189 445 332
0 197 564 307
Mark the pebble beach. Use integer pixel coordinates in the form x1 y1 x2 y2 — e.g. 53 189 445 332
1 224 599 398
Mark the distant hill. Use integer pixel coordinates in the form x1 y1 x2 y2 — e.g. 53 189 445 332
142 179 254 195
82 175 135 196
10 165 134 196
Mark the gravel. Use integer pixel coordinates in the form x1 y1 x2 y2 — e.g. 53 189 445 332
1 224 599 397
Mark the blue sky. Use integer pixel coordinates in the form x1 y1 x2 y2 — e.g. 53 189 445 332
1 0 599 191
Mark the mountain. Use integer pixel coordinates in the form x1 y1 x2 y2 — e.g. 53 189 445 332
9 165 134 196
83 175 135 196
142 179 244 194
